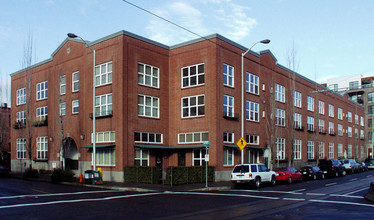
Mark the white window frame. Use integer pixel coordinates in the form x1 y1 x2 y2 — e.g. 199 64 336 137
138 94 158 118
36 81 48 101
361 116 364 126
275 108 285 126
181 63 205 88
328 104 334 117
60 75 66 95
247 134 259 145
276 138 285 160
319 119 325 133
294 113 302 129
348 112 352 122
16 111 26 123
355 114 359 125
223 64 234 87
319 142 325 159
72 71 79 92
275 83 285 103
178 132 209 144
338 108 343 120
95 61 112 87
60 102 66 116
348 126 352 137
293 139 302 160
36 106 48 120
328 143 334 159
193 149 207 166
135 148 149 166
246 72 259 95
16 88 26 105
223 132 234 143
72 100 79 114
307 96 314 112
294 91 302 108
348 145 352 158
223 148 234 166
92 131 116 143
329 122 334 134
246 101 259 122
360 130 365 139
96 148 116 166
223 95 234 117
138 62 159 88
338 124 343 136
338 144 343 157
135 132 163 144
36 136 48 160
307 116 314 131
182 94 205 118
16 138 26 159
307 141 314 159
318 100 324 115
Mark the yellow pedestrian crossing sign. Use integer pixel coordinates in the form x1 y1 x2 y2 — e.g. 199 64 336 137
237 137 247 150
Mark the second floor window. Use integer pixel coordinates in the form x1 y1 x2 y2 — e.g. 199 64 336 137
60 103 66 116
138 63 159 88
338 124 343 136
328 104 334 117
95 61 112 86
329 122 334 134
223 132 234 143
72 100 79 114
96 93 112 117
223 64 234 87
348 112 352 122
318 119 325 132
36 106 48 120
182 63 204 88
246 101 259 122
246 73 259 95
318 101 324 115
182 95 205 118
307 116 314 131
246 134 259 145
17 88 26 105
275 108 285 126
138 94 158 118
275 83 285 102
294 113 302 129
223 95 234 117
36 81 48 100
16 111 26 123
338 108 343 120
60 75 66 95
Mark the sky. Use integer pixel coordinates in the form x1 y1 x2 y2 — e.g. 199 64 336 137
1 0 374 103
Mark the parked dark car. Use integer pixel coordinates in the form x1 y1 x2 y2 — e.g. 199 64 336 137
300 166 325 180
358 162 368 172
319 159 346 177
0 165 10 177
365 158 374 169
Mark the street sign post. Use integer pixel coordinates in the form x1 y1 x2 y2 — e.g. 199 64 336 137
203 141 210 188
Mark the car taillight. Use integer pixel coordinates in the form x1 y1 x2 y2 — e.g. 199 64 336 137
332 167 334 170
309 171 313 174
249 173 252 178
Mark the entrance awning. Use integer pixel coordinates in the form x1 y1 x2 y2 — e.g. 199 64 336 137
81 144 115 148
135 145 206 150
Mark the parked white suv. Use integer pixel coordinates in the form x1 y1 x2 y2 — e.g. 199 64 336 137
231 163 277 188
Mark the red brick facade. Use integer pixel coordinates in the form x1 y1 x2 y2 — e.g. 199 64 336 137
10 31 366 181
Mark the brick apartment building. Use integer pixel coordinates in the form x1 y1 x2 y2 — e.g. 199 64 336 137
0 103 10 165
10 30 366 182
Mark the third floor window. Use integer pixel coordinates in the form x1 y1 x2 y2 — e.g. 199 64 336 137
182 63 204 88
138 63 159 88
246 73 259 95
223 64 234 87
36 81 48 101
95 61 112 87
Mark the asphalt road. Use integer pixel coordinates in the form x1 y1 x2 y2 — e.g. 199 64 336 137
1 170 374 219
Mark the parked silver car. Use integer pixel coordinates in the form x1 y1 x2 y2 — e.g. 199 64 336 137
339 159 359 173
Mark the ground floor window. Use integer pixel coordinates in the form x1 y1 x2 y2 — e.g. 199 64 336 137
276 138 285 160
293 140 302 160
307 141 314 159
193 149 207 166
135 148 149 166
17 138 26 159
248 149 259 163
348 145 352 158
319 142 324 159
328 143 334 159
223 148 233 166
96 148 115 166
37 137 48 160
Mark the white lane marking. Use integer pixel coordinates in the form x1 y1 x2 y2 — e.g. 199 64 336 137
343 187 370 195
306 193 326 196
349 178 358 182
172 191 280 200
282 198 305 201
0 190 117 200
329 194 364 199
230 189 302 195
310 199 374 208
325 182 337 187
292 189 306 192
366 175 372 178
0 192 162 209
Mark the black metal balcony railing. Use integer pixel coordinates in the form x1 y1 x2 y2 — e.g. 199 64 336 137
14 121 26 129
223 111 239 120
89 110 113 119
307 124 315 133
32 117 48 127
329 130 336 136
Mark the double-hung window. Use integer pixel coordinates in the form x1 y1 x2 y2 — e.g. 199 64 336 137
36 81 48 100
348 112 352 122
246 73 259 95
338 124 343 136
223 64 234 87
318 119 325 133
328 143 334 159
16 88 26 105
182 95 204 118
95 61 112 86
293 139 301 160
319 142 325 159
72 71 79 92
307 116 314 131
275 108 285 126
275 83 285 103
72 100 79 114
355 114 359 125
246 101 259 122
193 149 207 166
96 93 112 117
37 137 48 160
361 116 364 126
182 63 204 88
60 75 66 95
307 96 314 112
276 138 285 160
223 132 234 143
223 95 234 117
329 122 334 134
338 144 343 157
36 106 48 120
348 127 352 137
246 135 259 145
16 111 26 123
294 113 302 129
138 63 159 88
135 148 149 166
294 91 301 108
328 104 334 117
318 101 324 115
307 141 314 159
60 103 66 116
16 138 26 159
223 148 234 166
338 108 343 120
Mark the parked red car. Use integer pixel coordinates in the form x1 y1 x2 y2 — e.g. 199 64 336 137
274 167 302 184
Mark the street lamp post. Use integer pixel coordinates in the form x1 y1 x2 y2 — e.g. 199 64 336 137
67 33 97 171
241 39 270 164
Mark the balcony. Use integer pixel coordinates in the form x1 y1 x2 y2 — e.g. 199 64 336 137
223 111 239 121
89 110 113 119
14 121 26 129
32 117 48 127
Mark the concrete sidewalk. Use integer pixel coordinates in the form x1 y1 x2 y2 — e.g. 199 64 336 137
10 173 232 192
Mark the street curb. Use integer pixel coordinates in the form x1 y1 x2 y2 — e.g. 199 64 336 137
61 182 156 192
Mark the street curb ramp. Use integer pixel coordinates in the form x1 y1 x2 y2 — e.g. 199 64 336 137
365 182 374 202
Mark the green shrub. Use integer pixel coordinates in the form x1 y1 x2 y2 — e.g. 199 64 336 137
51 169 76 183
23 168 39 178
124 166 160 184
